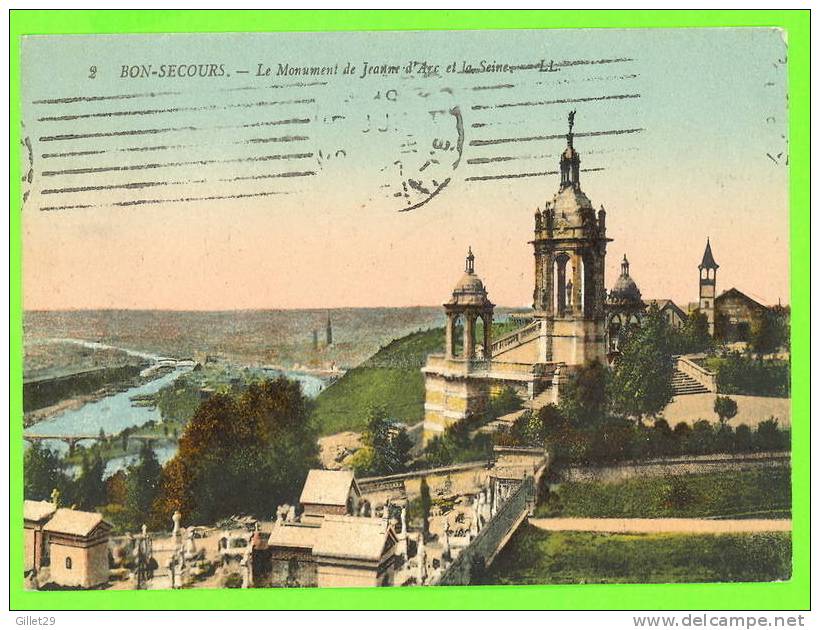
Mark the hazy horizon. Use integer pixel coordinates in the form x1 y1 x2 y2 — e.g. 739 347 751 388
22 29 790 311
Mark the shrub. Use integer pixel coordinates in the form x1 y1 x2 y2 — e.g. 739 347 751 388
756 418 789 452
222 572 243 588
715 353 789 397
714 396 739 425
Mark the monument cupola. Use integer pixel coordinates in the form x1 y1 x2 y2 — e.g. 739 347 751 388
444 248 495 361
605 254 646 354
608 255 643 306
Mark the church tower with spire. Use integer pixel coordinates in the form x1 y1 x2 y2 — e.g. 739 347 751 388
699 238 719 336
529 110 610 366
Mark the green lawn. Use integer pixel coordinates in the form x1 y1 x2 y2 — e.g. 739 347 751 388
484 527 792 585
536 468 791 519
310 322 523 436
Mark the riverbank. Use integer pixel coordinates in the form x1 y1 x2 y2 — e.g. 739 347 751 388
26 361 328 477
24 366 176 428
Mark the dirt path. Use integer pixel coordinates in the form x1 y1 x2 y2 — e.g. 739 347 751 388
528 517 791 534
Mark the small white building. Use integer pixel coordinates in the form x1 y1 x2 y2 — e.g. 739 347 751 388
265 514 397 588
23 500 56 573
313 515 398 588
299 469 361 521
43 508 112 588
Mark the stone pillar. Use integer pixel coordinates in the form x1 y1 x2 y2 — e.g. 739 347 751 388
445 312 454 359
556 258 567 316
464 314 476 360
572 254 583 316
545 250 554 315
482 313 492 360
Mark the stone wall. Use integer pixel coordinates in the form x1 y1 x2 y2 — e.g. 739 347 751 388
436 475 534 586
358 448 546 504
555 451 790 484
269 548 317 588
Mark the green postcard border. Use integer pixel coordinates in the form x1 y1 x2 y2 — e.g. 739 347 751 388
8 9 810 611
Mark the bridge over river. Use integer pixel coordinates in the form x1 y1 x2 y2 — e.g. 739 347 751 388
24 433 178 454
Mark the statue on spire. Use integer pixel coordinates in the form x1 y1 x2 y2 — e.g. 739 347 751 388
568 109 576 134
465 246 475 274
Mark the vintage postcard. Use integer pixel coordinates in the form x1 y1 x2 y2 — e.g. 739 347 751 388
18 23 796 597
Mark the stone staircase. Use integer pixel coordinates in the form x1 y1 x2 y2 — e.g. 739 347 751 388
490 320 541 357
523 389 556 411
671 368 710 396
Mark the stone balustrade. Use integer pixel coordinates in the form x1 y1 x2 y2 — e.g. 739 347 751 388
675 354 717 392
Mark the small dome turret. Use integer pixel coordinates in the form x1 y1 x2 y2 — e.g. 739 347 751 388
449 247 493 307
608 254 643 305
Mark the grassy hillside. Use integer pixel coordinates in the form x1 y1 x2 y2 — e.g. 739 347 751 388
310 328 444 436
310 320 526 436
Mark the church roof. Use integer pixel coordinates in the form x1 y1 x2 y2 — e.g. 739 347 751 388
715 288 768 312
699 239 719 269
645 299 687 319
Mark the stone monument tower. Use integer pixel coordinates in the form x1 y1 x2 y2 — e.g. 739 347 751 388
530 111 610 366
421 248 495 442
698 238 719 336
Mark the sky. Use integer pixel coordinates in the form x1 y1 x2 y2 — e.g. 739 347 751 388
21 28 789 311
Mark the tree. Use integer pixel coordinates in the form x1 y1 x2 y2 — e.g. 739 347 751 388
610 307 674 423
125 442 163 527
734 424 753 452
24 443 70 502
665 476 696 511
419 477 431 541
346 446 376 477
714 395 738 426
672 310 712 354
154 377 319 525
559 360 609 424
360 406 413 475
512 411 547 447
688 420 715 455
587 415 638 462
74 452 106 511
105 470 129 504
750 311 788 359
391 428 414 471
647 419 675 458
